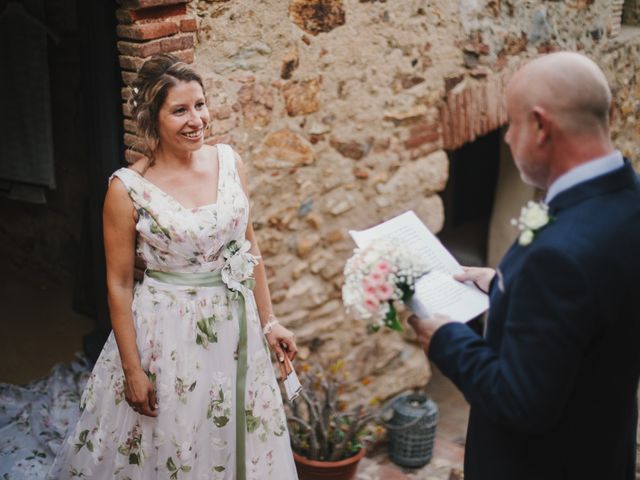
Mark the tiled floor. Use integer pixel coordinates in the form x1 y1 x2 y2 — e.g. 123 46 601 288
356 366 468 480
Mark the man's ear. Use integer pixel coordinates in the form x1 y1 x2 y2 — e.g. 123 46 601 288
532 106 551 145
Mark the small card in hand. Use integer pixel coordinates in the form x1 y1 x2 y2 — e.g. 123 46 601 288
282 356 302 402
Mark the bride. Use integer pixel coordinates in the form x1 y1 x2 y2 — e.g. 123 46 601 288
48 54 299 479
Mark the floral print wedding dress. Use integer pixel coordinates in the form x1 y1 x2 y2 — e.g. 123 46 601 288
48 144 297 480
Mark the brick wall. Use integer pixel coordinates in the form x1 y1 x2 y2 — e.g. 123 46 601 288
115 0 197 164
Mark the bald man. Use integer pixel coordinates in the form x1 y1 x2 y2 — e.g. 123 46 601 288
409 52 640 479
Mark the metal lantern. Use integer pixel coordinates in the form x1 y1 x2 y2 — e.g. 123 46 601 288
386 393 439 468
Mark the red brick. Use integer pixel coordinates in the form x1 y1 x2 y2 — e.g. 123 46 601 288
117 33 194 57
454 90 463 148
121 70 137 86
121 86 132 101
124 118 138 134
119 55 146 72
116 4 186 23
117 0 188 8
122 102 133 118
121 47 192 72
463 87 471 144
116 8 136 24
405 122 441 149
117 21 179 41
124 132 142 148
180 18 197 32
172 48 194 64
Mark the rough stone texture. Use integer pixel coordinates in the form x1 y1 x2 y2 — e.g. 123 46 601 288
289 0 347 36
253 129 315 169
186 0 640 403
455 0 640 164
282 78 322 116
237 80 275 128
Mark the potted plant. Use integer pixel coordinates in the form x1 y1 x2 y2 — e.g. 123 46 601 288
285 360 379 480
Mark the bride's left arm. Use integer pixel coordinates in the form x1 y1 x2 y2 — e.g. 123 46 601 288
233 150 298 375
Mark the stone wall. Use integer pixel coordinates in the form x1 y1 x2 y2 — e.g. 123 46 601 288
455 0 640 164
116 0 640 401
191 0 471 400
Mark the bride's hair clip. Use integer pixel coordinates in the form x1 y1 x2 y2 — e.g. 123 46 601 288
131 86 140 107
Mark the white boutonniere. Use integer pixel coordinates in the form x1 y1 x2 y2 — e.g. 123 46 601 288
511 201 552 246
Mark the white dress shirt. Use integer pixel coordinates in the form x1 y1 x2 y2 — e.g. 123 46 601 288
545 150 625 203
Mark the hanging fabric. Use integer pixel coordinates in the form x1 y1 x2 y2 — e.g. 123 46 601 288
0 0 59 201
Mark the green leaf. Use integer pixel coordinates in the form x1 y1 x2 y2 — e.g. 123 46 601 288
384 303 403 331
86 441 94 452
214 416 229 428
399 283 414 303
189 381 197 392
180 465 192 472
245 410 261 433
79 430 89 443
166 457 176 471
214 466 225 472
197 320 208 334
129 453 139 465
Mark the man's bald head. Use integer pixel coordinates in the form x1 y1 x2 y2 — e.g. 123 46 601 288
508 52 612 135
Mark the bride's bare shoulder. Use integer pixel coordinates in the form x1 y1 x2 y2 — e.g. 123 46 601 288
127 158 147 175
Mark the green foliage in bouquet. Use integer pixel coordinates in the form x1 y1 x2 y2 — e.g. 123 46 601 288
374 282 415 333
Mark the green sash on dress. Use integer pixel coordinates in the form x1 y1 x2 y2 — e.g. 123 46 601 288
146 269 249 480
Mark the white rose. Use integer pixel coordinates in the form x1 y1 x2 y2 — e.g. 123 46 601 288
177 441 192 462
522 204 549 230
519 229 534 246
227 254 245 276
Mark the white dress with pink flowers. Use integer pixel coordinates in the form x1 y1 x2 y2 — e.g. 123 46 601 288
47 144 297 480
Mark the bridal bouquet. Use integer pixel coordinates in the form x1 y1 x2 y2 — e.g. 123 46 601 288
342 240 430 332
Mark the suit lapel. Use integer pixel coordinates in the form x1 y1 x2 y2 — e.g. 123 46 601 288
548 160 638 215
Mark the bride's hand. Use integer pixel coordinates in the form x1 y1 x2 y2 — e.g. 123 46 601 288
124 369 158 417
266 324 297 379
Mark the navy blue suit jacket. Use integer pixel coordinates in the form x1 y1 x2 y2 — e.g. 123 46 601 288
429 162 640 479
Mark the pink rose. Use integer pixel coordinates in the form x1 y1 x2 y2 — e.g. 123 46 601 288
376 282 394 301
368 271 384 285
364 284 378 297
376 261 392 275
364 294 380 312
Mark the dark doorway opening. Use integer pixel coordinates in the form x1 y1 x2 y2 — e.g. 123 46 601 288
438 130 501 267
623 0 640 26
0 0 123 383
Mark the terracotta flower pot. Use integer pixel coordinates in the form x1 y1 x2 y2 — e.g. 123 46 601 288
293 448 365 480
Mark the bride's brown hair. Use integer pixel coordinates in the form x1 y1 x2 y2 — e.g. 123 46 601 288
129 54 206 166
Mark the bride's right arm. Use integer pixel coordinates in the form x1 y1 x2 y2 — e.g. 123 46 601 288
103 178 157 417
